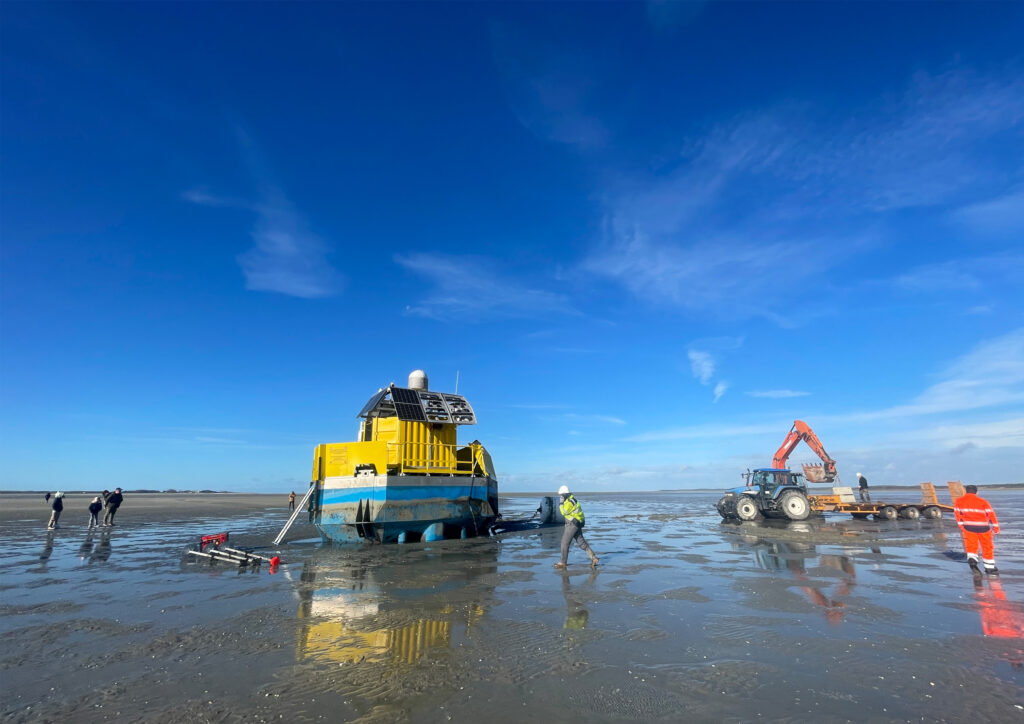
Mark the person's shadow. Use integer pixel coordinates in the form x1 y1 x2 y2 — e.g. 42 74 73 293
39 530 56 562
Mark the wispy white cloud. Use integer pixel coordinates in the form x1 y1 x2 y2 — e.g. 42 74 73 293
510 403 569 410
646 0 707 32
747 389 811 399
625 421 785 444
395 252 574 321
922 417 1024 450
182 188 235 207
184 167 341 299
583 67 1024 320
688 350 715 385
831 326 1024 423
893 254 1024 294
955 188 1024 239
713 380 729 403
562 412 627 426
894 262 982 292
236 193 341 298
490 23 608 150
628 327 1024 443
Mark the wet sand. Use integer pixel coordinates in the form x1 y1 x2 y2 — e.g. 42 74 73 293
2 490 1023 722
0 493 285 523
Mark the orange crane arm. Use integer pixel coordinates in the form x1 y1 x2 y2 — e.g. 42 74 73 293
771 420 837 477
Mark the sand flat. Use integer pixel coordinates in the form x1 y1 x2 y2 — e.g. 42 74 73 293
0 492 286 522
1 490 1022 722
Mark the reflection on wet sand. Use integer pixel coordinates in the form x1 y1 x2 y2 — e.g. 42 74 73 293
561 571 598 630
974 576 1024 668
90 530 112 563
727 521 857 624
295 549 496 666
77 532 95 559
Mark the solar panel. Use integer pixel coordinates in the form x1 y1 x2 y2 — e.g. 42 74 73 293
394 402 427 422
357 389 389 418
392 387 420 404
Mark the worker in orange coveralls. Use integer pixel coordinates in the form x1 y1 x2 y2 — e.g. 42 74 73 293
954 484 1000 575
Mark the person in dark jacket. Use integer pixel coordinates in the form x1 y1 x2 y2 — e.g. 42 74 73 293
856 473 870 503
47 492 64 529
88 496 103 529
103 488 124 526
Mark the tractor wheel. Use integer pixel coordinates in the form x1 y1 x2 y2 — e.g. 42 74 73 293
900 506 920 520
876 506 898 521
717 496 738 520
778 491 810 521
735 496 762 521
922 506 943 519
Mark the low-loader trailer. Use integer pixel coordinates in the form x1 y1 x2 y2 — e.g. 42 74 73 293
718 476 959 522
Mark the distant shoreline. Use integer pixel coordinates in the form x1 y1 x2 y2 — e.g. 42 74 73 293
3 483 1022 498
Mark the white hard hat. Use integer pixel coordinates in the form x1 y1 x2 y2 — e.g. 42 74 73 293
856 472 863 477
55 491 64 498
558 485 570 496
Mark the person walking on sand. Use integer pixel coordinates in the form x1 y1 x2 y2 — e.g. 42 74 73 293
103 488 124 526
554 485 598 570
856 472 870 503
88 496 103 529
954 484 1000 575
288 491 296 511
47 492 64 529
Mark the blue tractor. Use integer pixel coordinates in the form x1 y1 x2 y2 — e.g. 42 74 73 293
717 468 812 521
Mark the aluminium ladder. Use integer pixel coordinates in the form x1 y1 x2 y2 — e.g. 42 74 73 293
273 483 317 546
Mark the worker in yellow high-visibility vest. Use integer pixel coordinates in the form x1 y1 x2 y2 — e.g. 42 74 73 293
555 485 599 569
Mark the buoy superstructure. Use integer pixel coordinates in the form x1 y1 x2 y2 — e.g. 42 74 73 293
310 371 499 544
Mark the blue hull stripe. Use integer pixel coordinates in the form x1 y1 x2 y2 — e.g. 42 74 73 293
322 485 487 505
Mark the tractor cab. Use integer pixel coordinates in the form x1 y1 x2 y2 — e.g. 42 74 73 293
719 468 812 522
745 468 807 497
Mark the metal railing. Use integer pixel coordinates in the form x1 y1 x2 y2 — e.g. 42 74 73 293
389 441 477 474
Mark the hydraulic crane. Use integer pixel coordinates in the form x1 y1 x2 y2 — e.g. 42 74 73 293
772 420 837 483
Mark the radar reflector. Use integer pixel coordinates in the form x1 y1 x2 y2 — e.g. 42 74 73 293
442 394 476 425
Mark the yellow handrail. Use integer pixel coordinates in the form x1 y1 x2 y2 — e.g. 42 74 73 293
388 441 476 474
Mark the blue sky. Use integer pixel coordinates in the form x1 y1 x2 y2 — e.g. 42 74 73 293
2 2 1022 493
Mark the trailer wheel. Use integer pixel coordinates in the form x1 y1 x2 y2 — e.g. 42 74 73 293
735 496 762 521
876 506 898 521
717 496 738 520
900 506 920 520
922 506 943 519
778 491 810 521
